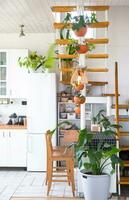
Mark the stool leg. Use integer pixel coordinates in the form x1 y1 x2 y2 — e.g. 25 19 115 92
47 160 53 195
66 160 70 186
45 158 48 185
70 159 75 197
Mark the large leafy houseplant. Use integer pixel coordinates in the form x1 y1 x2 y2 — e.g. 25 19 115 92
18 43 56 72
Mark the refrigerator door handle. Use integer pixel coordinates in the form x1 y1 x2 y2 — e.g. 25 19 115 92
27 136 33 153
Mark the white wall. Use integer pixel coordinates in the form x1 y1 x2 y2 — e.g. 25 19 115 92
0 33 55 55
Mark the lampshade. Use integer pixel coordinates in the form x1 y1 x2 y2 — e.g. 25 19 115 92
71 68 88 85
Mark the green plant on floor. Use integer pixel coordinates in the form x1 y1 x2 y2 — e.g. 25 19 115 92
73 126 122 175
18 43 56 72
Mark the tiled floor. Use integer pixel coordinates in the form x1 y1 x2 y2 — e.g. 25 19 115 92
0 169 127 200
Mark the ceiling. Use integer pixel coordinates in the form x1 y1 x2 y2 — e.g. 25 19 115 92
0 0 128 34
51 0 129 6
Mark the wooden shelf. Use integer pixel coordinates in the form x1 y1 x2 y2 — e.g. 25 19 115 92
86 68 109 72
52 6 110 12
118 177 129 185
102 93 120 97
88 81 108 86
112 104 129 109
120 146 129 151
53 22 109 29
123 161 129 167
59 67 109 73
115 118 129 122
57 54 78 59
56 38 109 45
119 132 129 136
86 54 109 59
57 54 109 59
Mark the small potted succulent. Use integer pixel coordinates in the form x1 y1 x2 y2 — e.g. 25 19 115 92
91 109 105 132
72 13 98 37
74 94 86 104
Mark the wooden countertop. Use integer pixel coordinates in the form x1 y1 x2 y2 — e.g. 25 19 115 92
0 124 27 129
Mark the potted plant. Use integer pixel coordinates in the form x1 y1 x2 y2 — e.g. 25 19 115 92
76 43 95 54
73 125 121 200
74 82 84 91
72 13 98 37
18 43 56 72
74 94 85 104
91 109 105 132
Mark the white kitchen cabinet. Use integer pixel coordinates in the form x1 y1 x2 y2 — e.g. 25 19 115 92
0 130 27 167
0 131 8 166
8 49 29 98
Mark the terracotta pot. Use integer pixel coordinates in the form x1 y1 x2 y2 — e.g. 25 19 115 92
74 83 84 91
77 45 89 54
74 96 85 104
74 106 81 114
74 26 88 37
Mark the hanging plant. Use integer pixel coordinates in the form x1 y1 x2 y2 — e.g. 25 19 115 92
74 82 84 91
76 43 95 54
72 13 98 37
74 94 86 104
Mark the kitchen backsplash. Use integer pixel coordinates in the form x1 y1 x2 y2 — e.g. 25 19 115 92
0 98 27 124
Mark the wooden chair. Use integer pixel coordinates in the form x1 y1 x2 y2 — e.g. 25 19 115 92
45 130 75 196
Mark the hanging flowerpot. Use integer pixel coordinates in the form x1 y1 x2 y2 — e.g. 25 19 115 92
74 83 84 91
74 94 85 104
74 26 88 37
74 105 81 114
77 44 89 54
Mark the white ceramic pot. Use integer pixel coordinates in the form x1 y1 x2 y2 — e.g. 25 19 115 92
91 124 101 132
81 173 110 200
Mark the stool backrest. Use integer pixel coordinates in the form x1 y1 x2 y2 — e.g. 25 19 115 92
45 130 53 158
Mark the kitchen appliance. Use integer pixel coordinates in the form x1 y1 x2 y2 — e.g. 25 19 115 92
26 73 56 171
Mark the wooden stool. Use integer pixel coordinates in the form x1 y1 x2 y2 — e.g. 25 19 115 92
45 130 75 196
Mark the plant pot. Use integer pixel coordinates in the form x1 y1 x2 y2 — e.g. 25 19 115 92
74 83 84 91
74 26 88 37
74 96 85 104
91 124 101 132
77 45 89 54
74 106 81 114
81 173 110 200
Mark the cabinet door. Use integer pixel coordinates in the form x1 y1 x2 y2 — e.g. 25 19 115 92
0 131 8 166
8 130 27 167
8 49 29 98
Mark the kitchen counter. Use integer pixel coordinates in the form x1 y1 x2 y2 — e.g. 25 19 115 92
0 124 27 129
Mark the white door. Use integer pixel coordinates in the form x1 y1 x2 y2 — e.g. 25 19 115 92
8 49 29 98
8 130 27 167
27 134 46 171
0 131 8 166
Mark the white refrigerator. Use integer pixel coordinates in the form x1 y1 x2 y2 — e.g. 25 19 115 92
26 73 57 171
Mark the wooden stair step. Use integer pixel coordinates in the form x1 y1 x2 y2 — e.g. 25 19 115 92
59 67 109 73
118 177 129 185
53 22 109 29
52 6 110 12
88 81 108 86
56 38 109 45
57 54 109 59
112 104 129 109
60 81 108 86
86 54 109 59
120 146 129 151
87 68 109 72
119 132 129 136
115 118 129 122
102 93 120 97
123 161 129 167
